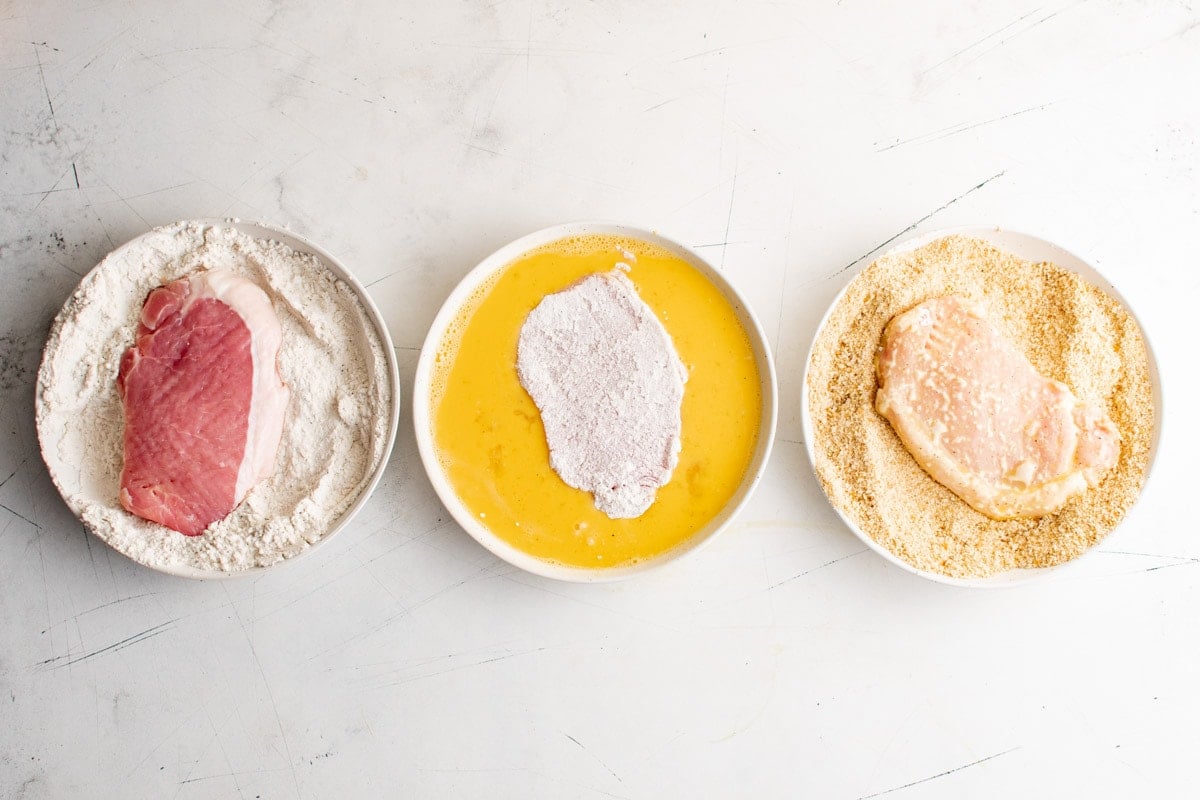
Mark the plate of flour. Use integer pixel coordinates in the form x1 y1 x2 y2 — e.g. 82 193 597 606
35 219 400 577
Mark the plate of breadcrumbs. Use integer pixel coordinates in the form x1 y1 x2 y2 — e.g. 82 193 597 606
802 228 1160 586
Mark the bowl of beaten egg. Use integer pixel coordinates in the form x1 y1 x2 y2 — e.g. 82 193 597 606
413 222 778 581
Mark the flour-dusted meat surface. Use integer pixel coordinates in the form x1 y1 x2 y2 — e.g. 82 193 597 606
117 269 290 535
517 270 687 519
875 295 1120 520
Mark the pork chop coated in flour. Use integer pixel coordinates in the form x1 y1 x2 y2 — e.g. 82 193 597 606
516 269 687 519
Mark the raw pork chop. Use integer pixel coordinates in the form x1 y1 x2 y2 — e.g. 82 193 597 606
517 270 687 519
875 295 1119 519
117 269 289 535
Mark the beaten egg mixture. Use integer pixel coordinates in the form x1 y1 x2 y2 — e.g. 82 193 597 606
431 235 761 568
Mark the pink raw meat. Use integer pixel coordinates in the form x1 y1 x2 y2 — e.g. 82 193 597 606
117 269 289 535
875 295 1120 520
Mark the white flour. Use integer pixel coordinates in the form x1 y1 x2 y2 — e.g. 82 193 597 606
516 268 687 519
36 221 392 573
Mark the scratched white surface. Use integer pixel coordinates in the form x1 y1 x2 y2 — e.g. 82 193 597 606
1 1 1198 797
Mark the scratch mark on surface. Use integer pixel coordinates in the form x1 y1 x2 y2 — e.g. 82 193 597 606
100 180 151 228
225 586 302 797
955 6 1078 73
4 186 75 199
468 54 518 143
38 621 175 669
815 171 1007 284
673 35 795 62
33 44 56 126
371 647 551 689
720 166 738 268
876 103 1054 152
0 502 41 529
462 143 628 190
81 526 99 581
638 732 686 765
126 708 204 777
856 746 1020 799
204 706 246 799
1172 18 1200 41
668 175 734 215
30 166 73 213
77 185 117 249
366 269 404 288
168 711 228 799
564 733 624 784
501 575 679 631
1100 550 1200 562
405 565 505 615
116 182 198 201
0 456 28 490
1096 550 1200 575
178 768 289 785
304 609 410 665
917 8 1042 77
642 98 676 113
253 562 363 622
767 548 868 591
864 702 924 788
72 162 80 188
1140 561 1200 573
351 551 411 620
716 68 730 176
36 518 52 661
919 3 1083 94
58 592 160 625
350 518 454 568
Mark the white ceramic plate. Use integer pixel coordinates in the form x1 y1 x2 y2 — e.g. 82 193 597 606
413 222 778 582
36 219 402 579
800 227 1163 587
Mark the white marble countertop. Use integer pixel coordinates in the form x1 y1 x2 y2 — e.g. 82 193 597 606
2 1 1197 797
